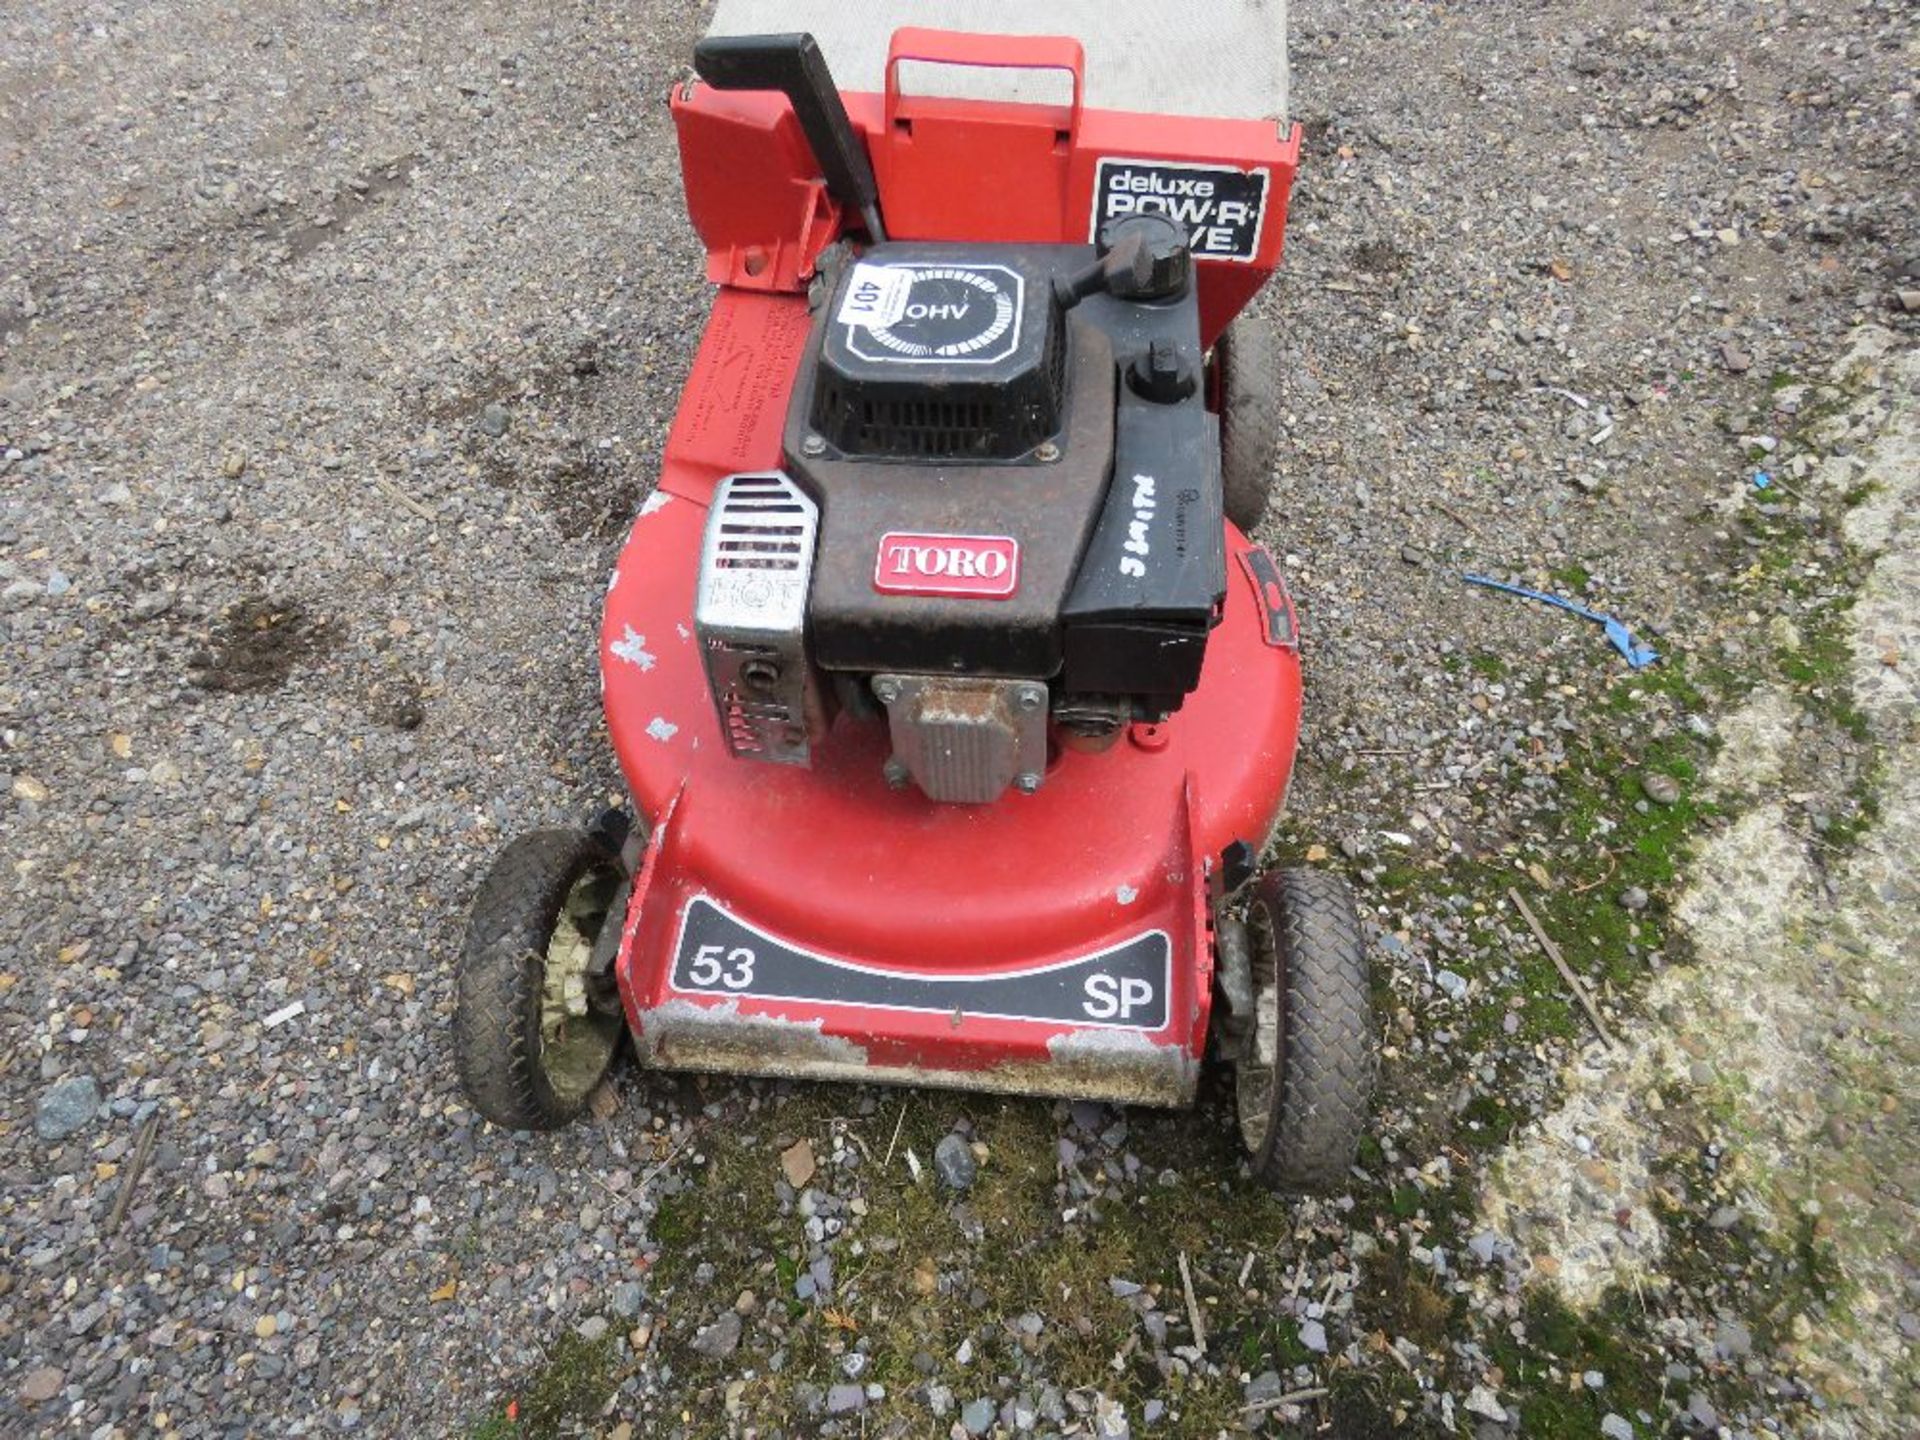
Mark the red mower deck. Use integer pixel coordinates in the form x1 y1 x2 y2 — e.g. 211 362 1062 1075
602 340 1302 1101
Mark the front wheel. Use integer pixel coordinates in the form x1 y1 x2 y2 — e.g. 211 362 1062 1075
454 829 626 1130
1234 867 1376 1191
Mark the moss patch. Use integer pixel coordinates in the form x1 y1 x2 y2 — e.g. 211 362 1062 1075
466 1329 622 1440
1489 1291 1665 1431
643 1090 1401 1434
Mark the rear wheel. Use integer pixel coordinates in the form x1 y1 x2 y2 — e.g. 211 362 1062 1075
1234 867 1375 1190
454 829 626 1130
1217 314 1282 533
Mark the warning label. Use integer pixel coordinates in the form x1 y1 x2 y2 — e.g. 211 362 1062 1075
1090 158 1269 263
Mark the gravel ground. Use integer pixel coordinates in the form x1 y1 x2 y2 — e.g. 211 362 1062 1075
2 1 1914 1437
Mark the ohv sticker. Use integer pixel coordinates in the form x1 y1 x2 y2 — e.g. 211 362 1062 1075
838 263 1024 366
1091 159 1269 263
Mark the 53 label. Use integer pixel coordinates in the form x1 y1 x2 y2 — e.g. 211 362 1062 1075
683 943 756 991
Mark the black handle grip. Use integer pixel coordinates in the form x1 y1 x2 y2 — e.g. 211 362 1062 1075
693 33 886 242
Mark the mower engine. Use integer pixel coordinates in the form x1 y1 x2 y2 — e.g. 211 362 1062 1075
695 220 1226 803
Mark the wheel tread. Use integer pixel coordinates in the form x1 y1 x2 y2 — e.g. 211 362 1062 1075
454 829 615 1130
1219 315 1281 533
1248 868 1376 1190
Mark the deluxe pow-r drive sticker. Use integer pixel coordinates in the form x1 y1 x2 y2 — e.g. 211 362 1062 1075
1090 158 1270 263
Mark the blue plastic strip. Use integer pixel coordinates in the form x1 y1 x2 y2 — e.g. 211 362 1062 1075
1462 573 1659 669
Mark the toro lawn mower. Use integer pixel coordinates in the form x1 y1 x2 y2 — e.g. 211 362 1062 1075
455 4 1377 1190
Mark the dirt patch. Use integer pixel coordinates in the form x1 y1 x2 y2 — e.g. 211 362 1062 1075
186 596 340 694
1348 239 1407 277
254 155 421 261
363 671 427 730
476 445 634 540
418 345 639 539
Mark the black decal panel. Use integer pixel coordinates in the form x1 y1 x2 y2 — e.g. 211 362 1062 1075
1090 159 1269 263
671 897 1171 1031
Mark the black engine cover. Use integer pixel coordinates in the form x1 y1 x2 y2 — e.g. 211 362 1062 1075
784 241 1225 698
810 255 1067 461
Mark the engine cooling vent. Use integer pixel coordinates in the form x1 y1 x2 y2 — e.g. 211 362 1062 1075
694 472 825 766
810 374 1057 460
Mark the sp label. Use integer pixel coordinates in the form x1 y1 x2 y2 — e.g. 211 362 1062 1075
1083 973 1158 1022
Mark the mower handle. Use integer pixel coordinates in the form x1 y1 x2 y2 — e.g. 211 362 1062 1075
885 27 1085 142
693 32 887 243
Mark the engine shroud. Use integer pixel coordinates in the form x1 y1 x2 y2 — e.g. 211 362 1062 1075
810 257 1067 460
786 241 1228 708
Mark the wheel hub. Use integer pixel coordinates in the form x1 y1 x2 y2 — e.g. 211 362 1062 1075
1235 899 1283 1154
538 867 623 1105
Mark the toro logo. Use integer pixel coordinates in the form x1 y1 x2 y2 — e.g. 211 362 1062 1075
873 532 1020 599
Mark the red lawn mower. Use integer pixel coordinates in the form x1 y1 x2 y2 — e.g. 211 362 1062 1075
455 6 1376 1189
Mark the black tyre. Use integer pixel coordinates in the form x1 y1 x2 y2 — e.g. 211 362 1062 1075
454 829 626 1130
1235 868 1375 1191
1217 314 1281 533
